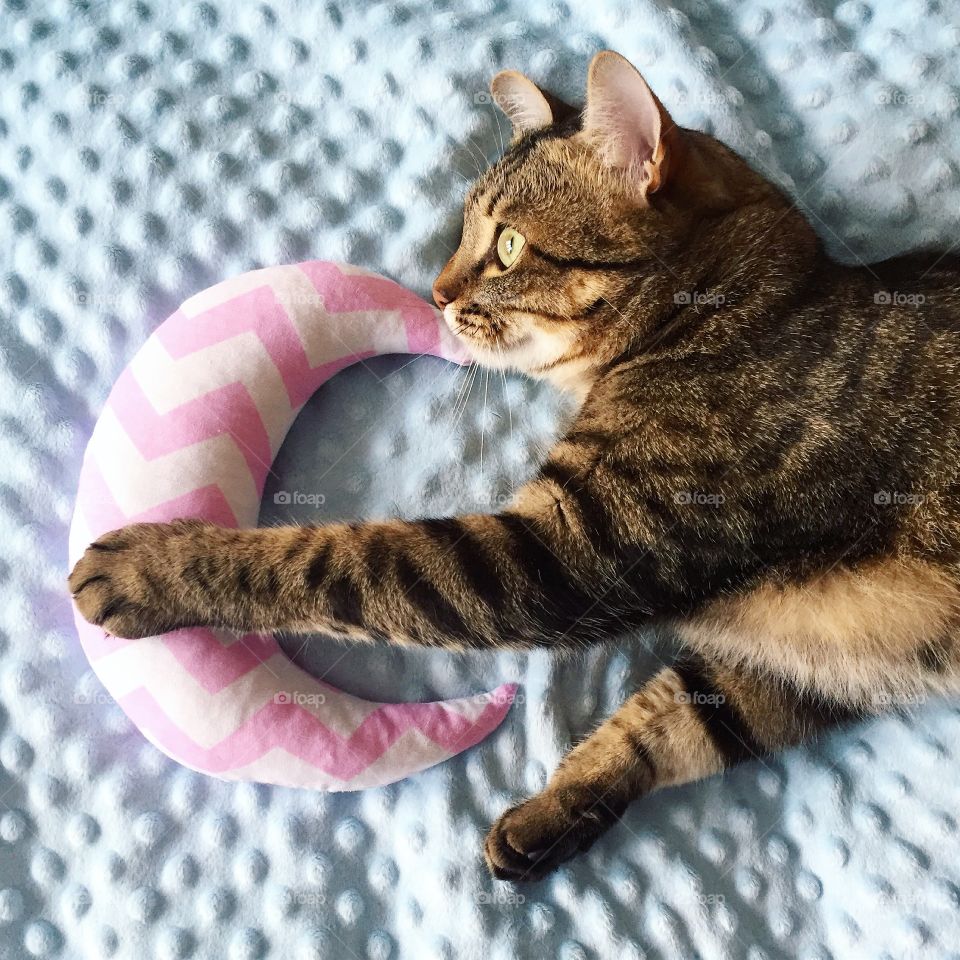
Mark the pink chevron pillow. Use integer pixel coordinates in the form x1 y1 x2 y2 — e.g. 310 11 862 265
68 261 516 790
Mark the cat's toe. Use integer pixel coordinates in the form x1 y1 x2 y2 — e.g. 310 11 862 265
484 805 554 881
484 788 622 881
68 526 184 638
69 562 165 639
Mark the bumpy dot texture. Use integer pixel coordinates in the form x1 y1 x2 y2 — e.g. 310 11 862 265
1 1 960 958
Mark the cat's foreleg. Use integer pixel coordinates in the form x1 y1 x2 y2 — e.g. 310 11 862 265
68 510 621 646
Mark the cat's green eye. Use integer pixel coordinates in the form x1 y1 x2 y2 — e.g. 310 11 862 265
496 227 526 268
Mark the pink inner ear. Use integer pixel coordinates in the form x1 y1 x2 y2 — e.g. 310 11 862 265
585 55 662 173
491 71 553 134
629 96 662 164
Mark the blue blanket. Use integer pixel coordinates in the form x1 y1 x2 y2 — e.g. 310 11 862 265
2 1 959 957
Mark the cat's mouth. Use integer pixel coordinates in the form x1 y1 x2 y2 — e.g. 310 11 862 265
443 304 530 356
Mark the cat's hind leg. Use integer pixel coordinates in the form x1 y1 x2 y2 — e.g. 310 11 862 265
484 652 859 881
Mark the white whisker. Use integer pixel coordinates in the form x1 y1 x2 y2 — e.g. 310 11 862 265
489 102 505 158
465 135 491 173
455 145 483 179
479 367 490 479
496 343 514 482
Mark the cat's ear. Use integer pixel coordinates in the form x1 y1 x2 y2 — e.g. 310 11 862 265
489 70 575 139
581 51 679 196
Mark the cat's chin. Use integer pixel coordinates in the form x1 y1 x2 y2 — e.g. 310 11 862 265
464 340 594 404
454 335 556 376
457 337 527 367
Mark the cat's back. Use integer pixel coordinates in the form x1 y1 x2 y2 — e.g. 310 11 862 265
805 252 960 438
822 251 960 343
584 250 960 546
599 252 960 433
698 251 960 440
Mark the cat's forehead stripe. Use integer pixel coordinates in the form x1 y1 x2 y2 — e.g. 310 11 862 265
481 131 563 218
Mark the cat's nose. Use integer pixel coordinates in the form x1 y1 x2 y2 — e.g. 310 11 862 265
432 282 455 310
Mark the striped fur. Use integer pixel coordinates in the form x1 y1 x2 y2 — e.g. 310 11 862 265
71 52 960 880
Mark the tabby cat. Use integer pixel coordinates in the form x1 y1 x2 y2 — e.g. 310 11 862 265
70 51 960 881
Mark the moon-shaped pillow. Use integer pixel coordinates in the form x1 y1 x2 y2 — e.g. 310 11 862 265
68 261 516 791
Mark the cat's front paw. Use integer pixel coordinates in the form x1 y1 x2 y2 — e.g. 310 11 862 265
484 785 624 881
68 521 208 638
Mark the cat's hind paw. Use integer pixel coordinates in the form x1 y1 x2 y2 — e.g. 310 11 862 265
483 786 623 881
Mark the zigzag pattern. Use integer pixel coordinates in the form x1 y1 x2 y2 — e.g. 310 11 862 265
70 261 514 791
112 369 274 494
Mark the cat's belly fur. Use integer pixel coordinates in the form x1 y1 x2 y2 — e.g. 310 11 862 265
674 556 960 706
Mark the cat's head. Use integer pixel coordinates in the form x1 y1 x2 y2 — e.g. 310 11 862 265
434 51 804 389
